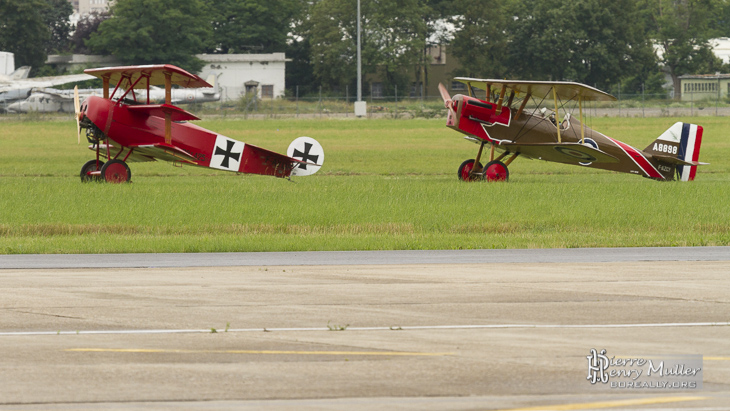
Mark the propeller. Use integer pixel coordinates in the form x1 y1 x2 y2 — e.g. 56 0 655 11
438 83 457 125
438 82 452 108
73 86 81 144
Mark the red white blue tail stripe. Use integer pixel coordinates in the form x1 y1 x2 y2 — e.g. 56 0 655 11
677 123 703 181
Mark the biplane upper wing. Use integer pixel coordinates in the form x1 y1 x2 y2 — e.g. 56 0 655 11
455 78 617 102
84 64 212 90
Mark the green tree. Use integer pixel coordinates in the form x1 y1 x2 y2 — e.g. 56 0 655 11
449 0 509 79
0 0 50 69
204 0 301 54
306 0 426 94
640 0 722 99
71 11 110 54
86 0 212 73
42 0 73 54
506 0 654 90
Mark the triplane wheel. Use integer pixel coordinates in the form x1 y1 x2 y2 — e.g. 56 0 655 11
101 159 131 183
80 160 104 182
457 159 483 182
484 160 509 182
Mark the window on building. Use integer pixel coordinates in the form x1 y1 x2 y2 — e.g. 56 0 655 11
261 85 274 99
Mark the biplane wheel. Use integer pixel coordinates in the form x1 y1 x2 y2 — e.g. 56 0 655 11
484 160 509 182
80 160 104 182
101 159 131 183
457 159 483 182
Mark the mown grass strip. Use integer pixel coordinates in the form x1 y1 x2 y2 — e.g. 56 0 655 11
1 117 729 254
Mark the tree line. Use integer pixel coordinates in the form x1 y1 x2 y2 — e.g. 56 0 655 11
1 0 729 99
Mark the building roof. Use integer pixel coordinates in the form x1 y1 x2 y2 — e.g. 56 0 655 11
678 73 730 80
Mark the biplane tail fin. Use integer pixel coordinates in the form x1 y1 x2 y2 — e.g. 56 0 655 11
644 122 705 181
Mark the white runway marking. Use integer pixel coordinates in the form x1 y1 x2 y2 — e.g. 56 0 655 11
1 321 729 336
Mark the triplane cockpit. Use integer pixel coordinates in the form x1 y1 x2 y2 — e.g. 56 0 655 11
75 64 323 183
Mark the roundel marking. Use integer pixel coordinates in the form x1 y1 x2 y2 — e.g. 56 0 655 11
554 146 597 163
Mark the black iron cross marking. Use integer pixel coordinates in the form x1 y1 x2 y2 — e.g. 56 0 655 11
215 140 241 169
293 142 319 170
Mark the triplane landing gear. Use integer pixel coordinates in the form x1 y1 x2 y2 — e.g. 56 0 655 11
79 159 131 183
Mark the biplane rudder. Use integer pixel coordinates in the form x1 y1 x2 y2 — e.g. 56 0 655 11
643 122 704 181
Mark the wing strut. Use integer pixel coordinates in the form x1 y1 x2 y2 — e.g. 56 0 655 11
552 86 561 143
164 71 172 144
102 76 110 99
579 95 585 144
516 91 531 120
496 85 507 115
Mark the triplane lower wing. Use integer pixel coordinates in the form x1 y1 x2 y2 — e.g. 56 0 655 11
439 78 706 182
76 64 323 183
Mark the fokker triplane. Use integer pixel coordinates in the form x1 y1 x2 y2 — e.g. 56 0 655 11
439 79 705 182
75 64 323 183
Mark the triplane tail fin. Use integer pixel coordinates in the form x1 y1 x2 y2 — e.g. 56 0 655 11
287 136 324 176
644 122 705 181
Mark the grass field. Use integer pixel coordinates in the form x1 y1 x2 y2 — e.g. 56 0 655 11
1 115 729 254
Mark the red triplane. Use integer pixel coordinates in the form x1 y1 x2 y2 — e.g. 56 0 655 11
75 64 323 183
439 79 706 182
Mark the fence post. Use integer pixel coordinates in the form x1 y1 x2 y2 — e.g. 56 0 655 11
717 78 720 116
395 85 398 119
641 83 645 118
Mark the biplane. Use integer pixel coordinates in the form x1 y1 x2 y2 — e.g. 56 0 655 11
439 79 705 182
75 65 323 183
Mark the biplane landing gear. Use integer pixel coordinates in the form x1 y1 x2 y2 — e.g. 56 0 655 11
80 160 104 182
101 159 131 183
457 159 483 181
484 160 509 182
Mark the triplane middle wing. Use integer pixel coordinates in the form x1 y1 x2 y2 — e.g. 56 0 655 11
76 64 323 183
439 78 705 182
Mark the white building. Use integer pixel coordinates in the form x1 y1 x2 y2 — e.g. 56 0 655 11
73 0 113 14
197 53 289 102
710 37 730 64
0 51 14 75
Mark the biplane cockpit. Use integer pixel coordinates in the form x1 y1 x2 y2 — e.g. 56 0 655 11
439 78 705 182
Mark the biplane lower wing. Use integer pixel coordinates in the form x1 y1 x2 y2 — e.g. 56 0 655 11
500 142 620 165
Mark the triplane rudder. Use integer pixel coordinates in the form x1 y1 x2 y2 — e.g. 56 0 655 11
439 79 707 182
75 64 324 183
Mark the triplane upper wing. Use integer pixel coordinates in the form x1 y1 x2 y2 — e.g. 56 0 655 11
440 78 705 182
84 64 212 92
76 65 323 183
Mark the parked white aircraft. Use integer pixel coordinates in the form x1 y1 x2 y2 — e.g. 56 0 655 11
6 73 221 113
0 66 94 111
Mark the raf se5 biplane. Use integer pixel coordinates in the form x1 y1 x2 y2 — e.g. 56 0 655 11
439 79 705 182
75 65 323 183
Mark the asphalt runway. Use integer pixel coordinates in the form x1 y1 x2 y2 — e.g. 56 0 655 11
1 248 730 410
